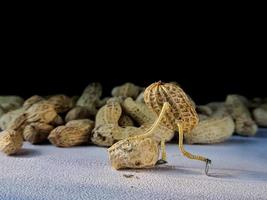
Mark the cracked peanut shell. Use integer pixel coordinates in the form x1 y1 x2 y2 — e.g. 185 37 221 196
108 137 159 169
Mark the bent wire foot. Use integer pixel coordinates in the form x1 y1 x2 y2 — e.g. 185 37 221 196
156 159 168 165
205 159 211 176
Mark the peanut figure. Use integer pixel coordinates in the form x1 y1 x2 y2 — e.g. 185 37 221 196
144 81 211 175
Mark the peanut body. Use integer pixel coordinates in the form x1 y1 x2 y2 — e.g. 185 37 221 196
0 130 23 155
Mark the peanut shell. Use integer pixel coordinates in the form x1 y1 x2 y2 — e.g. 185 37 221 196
108 137 159 169
23 122 54 144
185 116 235 144
0 129 23 155
226 95 258 136
65 106 92 122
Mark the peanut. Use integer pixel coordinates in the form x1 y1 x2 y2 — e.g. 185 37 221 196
91 100 122 146
94 101 122 127
0 108 25 130
253 106 267 127
114 126 147 140
1 100 63 140
226 95 258 136
0 106 5 118
206 102 225 112
65 106 92 122
7 113 27 136
232 95 250 107
205 102 229 118
196 105 213 116
76 82 102 116
0 96 24 112
48 126 87 147
185 116 235 144
170 82 197 108
111 82 142 99
198 114 209 121
249 97 263 109
118 114 135 127
106 96 124 104
91 124 120 147
144 81 199 133
92 124 147 147
25 102 62 125
122 97 157 125
47 94 74 113
48 119 94 147
0 129 23 155
65 119 94 134
23 123 54 144
135 91 145 103
23 95 44 110
108 137 159 169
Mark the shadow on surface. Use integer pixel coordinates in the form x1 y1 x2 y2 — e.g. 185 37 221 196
12 148 42 158
30 140 51 145
120 164 267 181
207 172 234 178
120 165 201 176
208 167 267 181
254 128 267 138
153 165 201 175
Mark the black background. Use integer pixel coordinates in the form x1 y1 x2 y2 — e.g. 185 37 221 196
1 17 265 105
0 58 264 105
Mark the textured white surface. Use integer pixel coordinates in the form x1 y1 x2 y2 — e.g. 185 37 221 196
0 129 267 200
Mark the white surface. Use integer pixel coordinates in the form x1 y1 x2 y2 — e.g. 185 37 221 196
0 129 267 200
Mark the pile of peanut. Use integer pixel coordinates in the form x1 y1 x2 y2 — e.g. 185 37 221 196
0 82 266 157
